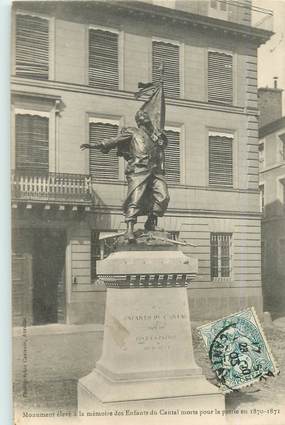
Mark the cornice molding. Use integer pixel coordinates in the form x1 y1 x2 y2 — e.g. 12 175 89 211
109 1 273 47
11 77 257 116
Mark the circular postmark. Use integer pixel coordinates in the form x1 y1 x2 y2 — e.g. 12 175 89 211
209 318 271 391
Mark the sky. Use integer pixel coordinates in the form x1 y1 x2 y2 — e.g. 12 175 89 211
255 0 285 110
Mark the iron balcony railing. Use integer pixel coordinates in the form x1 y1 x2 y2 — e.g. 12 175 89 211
11 171 92 204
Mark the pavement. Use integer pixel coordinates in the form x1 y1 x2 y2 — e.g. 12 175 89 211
12 317 285 425
273 317 285 330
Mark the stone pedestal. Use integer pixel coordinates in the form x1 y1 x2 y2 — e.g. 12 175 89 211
78 241 225 423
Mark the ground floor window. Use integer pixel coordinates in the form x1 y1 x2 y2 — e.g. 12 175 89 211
210 233 232 280
91 231 117 280
278 239 285 275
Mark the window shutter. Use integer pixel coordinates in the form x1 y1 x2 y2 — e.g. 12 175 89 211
89 122 119 180
15 114 49 173
209 135 233 187
89 29 119 90
165 129 180 184
15 14 49 80
152 41 180 98
208 51 233 104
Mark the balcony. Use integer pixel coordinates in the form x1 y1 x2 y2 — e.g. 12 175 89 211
11 171 92 206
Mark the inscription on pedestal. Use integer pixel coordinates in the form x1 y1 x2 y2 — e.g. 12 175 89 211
97 289 198 376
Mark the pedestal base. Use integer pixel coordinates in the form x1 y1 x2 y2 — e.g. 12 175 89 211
78 381 225 425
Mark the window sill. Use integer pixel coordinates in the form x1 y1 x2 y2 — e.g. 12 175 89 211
211 278 233 284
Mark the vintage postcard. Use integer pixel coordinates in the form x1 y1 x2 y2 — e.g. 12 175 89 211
10 0 285 425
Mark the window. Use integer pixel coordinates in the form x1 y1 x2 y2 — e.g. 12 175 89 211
281 179 285 208
220 0 227 11
168 231 179 241
89 119 119 180
209 132 233 187
261 237 266 281
15 113 49 173
152 40 180 98
91 231 117 280
210 233 232 280
15 13 49 80
279 133 285 161
259 142 264 167
278 239 285 275
208 51 233 104
259 184 265 214
210 0 217 8
89 28 119 90
165 128 181 184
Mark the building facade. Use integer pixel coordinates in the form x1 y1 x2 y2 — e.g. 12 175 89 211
258 84 285 318
11 1 273 326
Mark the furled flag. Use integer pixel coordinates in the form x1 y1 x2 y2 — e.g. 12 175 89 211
134 64 165 133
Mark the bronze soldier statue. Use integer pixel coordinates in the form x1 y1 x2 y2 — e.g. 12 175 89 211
81 109 169 242
81 73 169 242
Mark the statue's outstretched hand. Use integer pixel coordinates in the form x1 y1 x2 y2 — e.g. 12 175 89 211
80 142 102 151
80 143 90 151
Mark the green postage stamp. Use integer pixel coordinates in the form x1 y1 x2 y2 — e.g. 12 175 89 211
198 308 279 392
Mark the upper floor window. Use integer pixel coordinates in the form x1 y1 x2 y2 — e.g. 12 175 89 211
15 113 49 173
208 51 233 105
210 233 232 280
89 119 119 180
164 127 181 184
152 40 180 98
15 14 49 80
89 28 119 90
209 132 233 187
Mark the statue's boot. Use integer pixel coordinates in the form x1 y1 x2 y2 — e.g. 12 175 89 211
144 214 158 232
126 221 136 243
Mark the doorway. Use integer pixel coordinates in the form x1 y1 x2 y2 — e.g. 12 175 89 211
33 229 66 325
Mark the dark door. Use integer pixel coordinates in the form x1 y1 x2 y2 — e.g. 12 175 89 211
33 229 66 325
